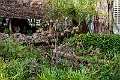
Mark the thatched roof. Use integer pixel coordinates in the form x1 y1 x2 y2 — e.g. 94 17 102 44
0 0 44 19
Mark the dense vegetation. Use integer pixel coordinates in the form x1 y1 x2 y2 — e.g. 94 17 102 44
63 33 120 54
0 0 119 80
0 34 120 80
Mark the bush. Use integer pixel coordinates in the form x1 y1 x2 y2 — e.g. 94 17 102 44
0 39 37 60
63 33 120 54
90 53 120 80
0 35 120 80
4 29 13 34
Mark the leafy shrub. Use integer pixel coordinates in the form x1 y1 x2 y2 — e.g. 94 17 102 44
4 29 13 34
0 34 120 80
90 53 120 80
63 33 120 54
97 64 120 80
62 33 120 80
0 39 37 60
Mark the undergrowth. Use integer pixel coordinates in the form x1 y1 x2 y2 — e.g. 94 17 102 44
0 34 120 80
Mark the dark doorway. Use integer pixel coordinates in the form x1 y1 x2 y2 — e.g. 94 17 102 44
11 18 30 34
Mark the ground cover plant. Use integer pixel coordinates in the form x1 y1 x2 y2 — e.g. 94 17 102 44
0 33 120 80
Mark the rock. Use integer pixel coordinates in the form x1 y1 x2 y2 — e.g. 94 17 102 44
14 33 21 38
19 34 25 41
26 36 32 40
60 52 64 55
58 46 63 50
0 31 54 43
5 34 9 38
32 33 38 39
0 36 2 40
34 39 39 43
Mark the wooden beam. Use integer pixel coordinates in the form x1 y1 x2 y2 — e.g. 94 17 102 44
9 18 12 31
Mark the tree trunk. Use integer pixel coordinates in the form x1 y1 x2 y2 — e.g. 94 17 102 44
108 1 114 34
94 0 114 34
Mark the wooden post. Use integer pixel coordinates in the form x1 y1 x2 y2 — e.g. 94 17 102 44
9 18 12 31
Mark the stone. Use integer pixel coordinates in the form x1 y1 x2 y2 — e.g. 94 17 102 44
32 33 38 39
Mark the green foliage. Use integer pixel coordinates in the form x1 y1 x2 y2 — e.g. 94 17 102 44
0 39 50 80
0 61 8 80
90 53 120 80
5 59 30 80
43 0 97 27
4 58 41 80
4 29 13 34
27 30 32 33
36 54 50 67
0 39 37 60
37 66 91 80
97 63 120 80
62 33 120 80
63 34 120 54
0 35 120 80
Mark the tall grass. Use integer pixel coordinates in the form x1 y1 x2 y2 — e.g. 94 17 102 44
37 66 92 80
